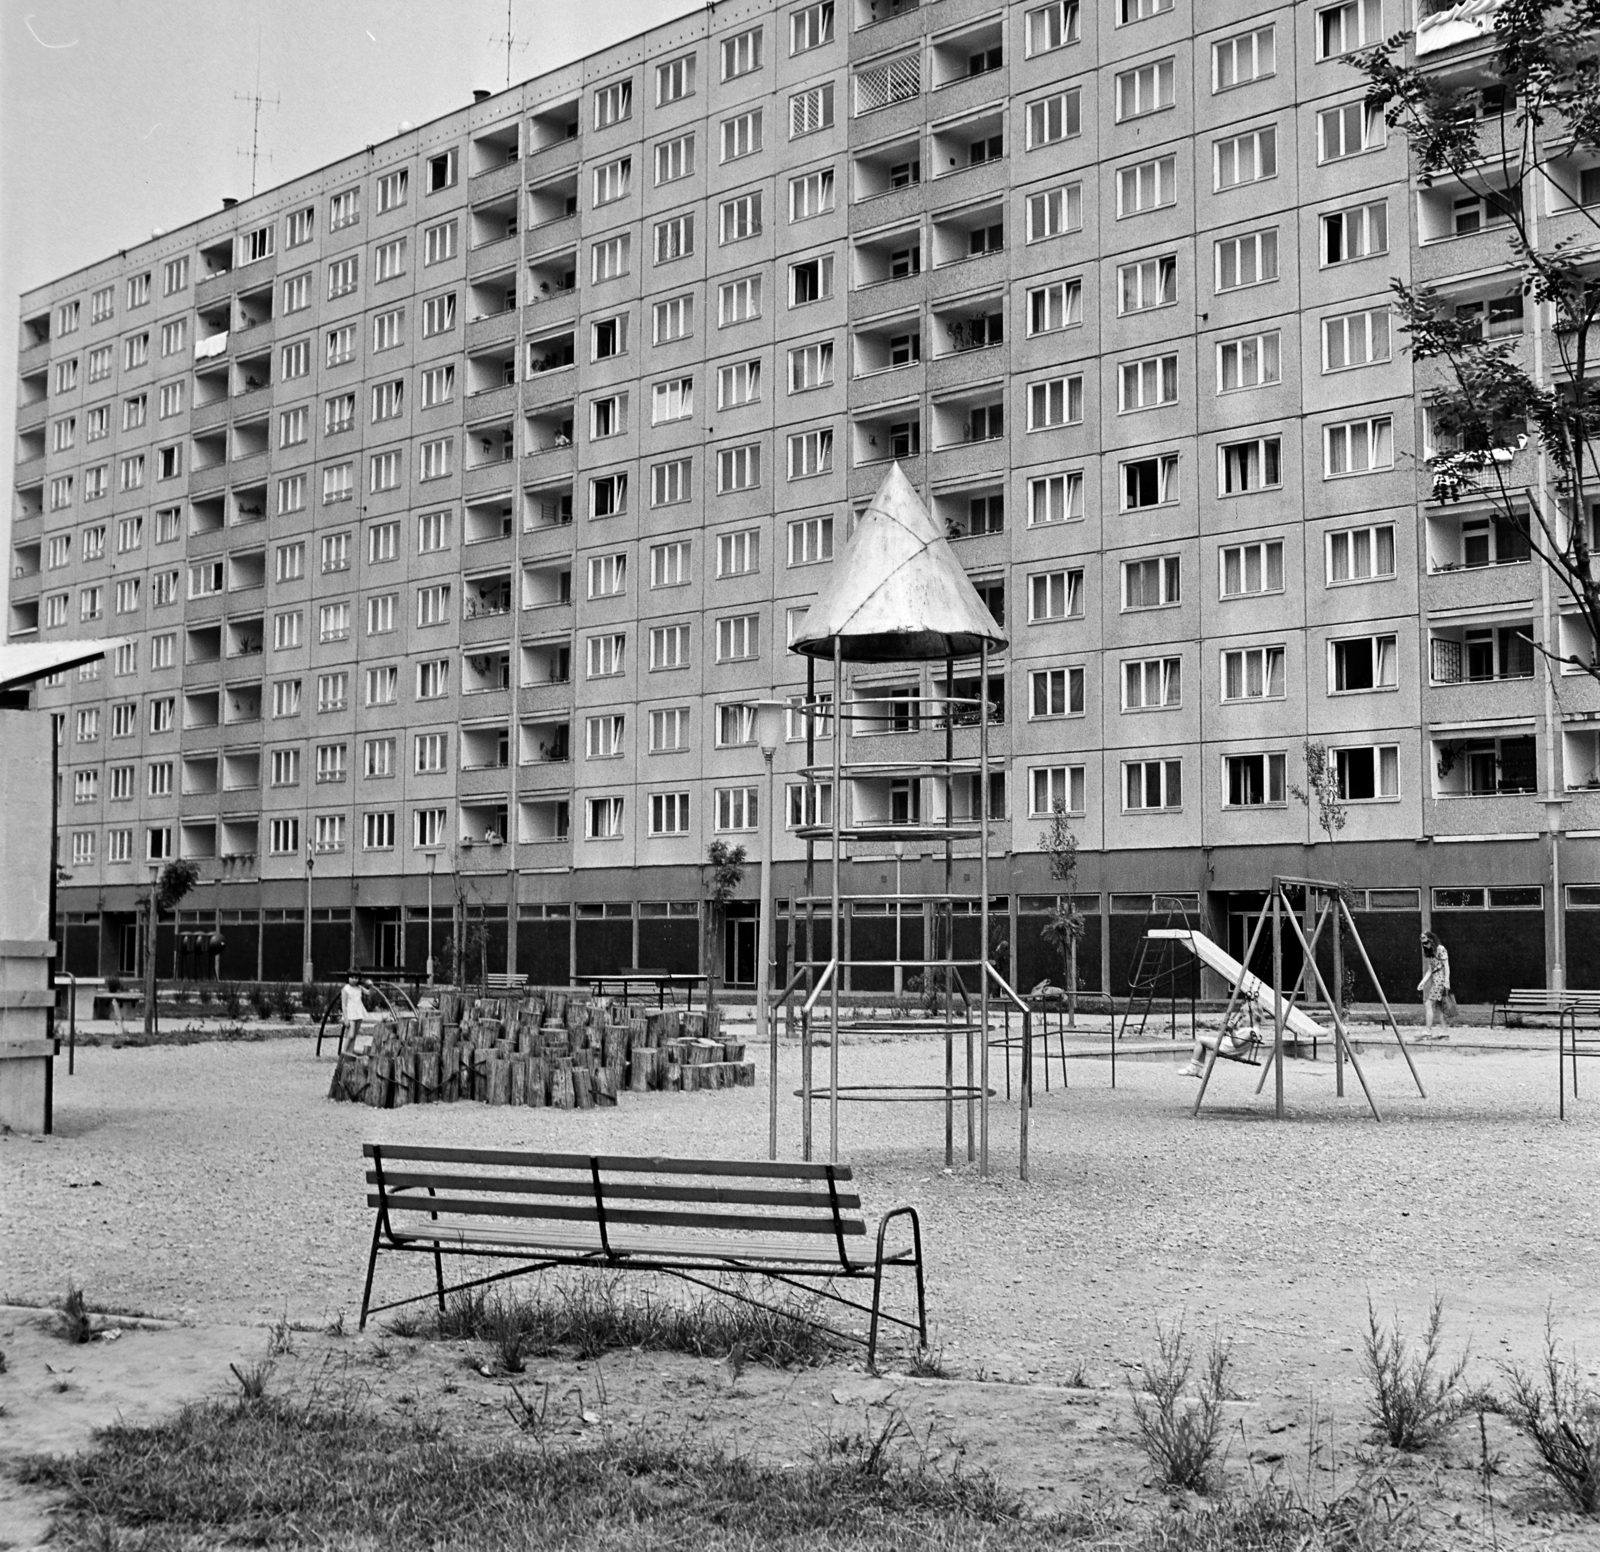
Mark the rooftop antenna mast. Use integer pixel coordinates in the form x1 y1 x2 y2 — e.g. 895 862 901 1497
235 47 280 197
489 1 530 91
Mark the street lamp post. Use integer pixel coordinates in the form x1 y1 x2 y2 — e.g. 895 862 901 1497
425 849 438 986
749 699 786 1160
302 853 316 986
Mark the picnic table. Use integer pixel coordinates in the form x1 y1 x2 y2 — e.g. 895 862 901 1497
582 969 707 1010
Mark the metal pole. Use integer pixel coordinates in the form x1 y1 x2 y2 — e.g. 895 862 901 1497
426 855 436 985
979 641 991 1179
829 640 843 1164
302 855 315 985
803 658 816 1162
943 656 955 1166
66 972 76 1076
1272 884 1285 1120
1331 890 1345 1098
761 746 777 1160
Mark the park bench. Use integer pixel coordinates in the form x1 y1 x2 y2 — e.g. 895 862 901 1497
358 1144 927 1368
1491 988 1600 1026
484 973 528 995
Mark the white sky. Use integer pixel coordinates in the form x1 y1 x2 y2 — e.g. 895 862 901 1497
0 0 691 532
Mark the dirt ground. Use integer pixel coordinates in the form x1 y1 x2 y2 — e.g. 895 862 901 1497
3 1024 1599 1548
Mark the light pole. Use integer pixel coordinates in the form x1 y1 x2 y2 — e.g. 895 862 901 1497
749 699 786 1160
893 839 906 998
425 849 438 986
302 852 315 986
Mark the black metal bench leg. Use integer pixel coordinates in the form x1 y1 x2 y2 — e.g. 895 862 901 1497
434 1247 447 1315
358 1214 384 1331
868 1260 885 1374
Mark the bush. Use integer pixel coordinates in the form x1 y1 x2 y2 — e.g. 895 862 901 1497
267 982 296 1020
105 975 123 995
1129 1320 1233 1493
196 982 214 1006
249 983 273 1019
1504 1319 1600 1514
1361 1295 1468 1451
55 1286 94 1344
219 982 245 1020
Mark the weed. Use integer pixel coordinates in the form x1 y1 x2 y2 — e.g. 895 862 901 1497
907 1345 950 1380
1360 1294 1468 1451
505 1381 551 1440
431 1275 836 1368
370 1342 392 1363
1502 1317 1600 1514
325 1310 348 1338
1063 1360 1092 1389
196 983 213 1006
493 1321 528 1375
55 1285 95 1344
219 982 245 1019
0 1348 7 1374
268 1313 295 1357
228 1361 272 1400
1129 1320 1233 1493
249 983 273 1019
383 1308 434 1339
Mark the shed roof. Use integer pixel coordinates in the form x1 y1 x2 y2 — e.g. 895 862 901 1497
0 639 121 693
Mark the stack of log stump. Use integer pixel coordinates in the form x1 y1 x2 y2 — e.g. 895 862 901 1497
328 992 753 1109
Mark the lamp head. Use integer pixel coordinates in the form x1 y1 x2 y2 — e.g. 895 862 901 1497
749 698 785 757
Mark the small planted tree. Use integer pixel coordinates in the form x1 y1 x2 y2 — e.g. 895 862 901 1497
144 859 200 1036
702 840 747 1018
1038 803 1086 1026
1290 742 1357 1011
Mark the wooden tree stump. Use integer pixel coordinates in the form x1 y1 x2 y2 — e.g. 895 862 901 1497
509 1057 529 1107
593 1070 618 1106
550 1063 574 1110
572 1067 594 1110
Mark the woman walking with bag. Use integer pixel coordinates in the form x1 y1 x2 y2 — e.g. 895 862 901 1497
1419 932 1454 1034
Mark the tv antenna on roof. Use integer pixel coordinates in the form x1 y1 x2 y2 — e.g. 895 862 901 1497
235 48 280 197
489 1 531 91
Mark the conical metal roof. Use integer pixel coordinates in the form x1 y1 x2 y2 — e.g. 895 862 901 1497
790 463 1010 663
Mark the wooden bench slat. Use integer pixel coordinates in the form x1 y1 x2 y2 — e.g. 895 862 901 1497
365 1144 852 1182
370 1172 863 1211
388 1221 876 1267
370 1194 866 1237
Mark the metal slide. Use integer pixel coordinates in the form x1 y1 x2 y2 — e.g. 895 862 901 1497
1146 928 1326 1041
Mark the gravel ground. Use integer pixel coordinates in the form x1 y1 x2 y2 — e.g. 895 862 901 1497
4 1027 1596 1411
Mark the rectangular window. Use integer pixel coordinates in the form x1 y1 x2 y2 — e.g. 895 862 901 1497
272 680 302 718
362 812 396 851
1026 184 1083 241
365 665 398 706
323 462 355 504
719 191 763 244
1115 58 1174 120
720 358 763 407
791 1 833 53
416 583 451 627
1117 155 1176 215
787 514 834 565
327 255 359 298
648 707 690 753
159 318 187 357
719 276 762 325
423 219 457 265
415 659 450 700
1026 375 1083 430
1219 437 1282 494
1025 1 1080 54
1029 667 1085 720
419 365 454 409
592 234 632 282
321 533 351 574
1026 279 1083 337
273 610 302 649
587 552 627 599
1215 231 1278 297
376 169 407 213
368 450 400 493
326 324 356 365
1327 524 1396 583
124 334 149 370
647 624 689 670
650 459 690 508
128 273 151 308
1331 634 1398 693
286 206 314 247
594 79 633 129
413 733 448 775
1332 745 1400 802
364 737 395 776
790 168 834 222
652 377 693 424
1123 656 1182 711
1323 307 1391 370
1028 569 1083 621
1318 0 1382 59
592 316 627 359
1221 645 1286 700
368 521 399 563
280 405 309 447
318 602 351 642
329 187 360 229
588 472 627 518
789 82 835 138
586 714 625 759
721 110 763 163
789 257 833 306
1122 454 1179 511
716 614 759 661
1324 416 1394 476
413 808 448 850
1117 256 1176 315
90 285 114 323
426 149 457 192
1119 354 1179 412
717 529 759 576
373 237 407 281
723 25 762 78
1217 331 1281 391
1224 753 1287 808
418 437 451 480
1028 472 1084 526
1322 201 1388 265
1215 126 1278 188
1215 24 1275 89
1122 555 1181 609
1026 90 1082 147
649 541 690 587
654 213 695 264
366 593 396 635
316 743 349 784
372 308 405 353
1123 758 1182 812
588 633 627 677
87 347 111 383
717 443 761 492
655 133 694 185
1318 101 1384 162
787 429 833 479
714 787 758 832
590 394 626 440
593 156 632 206
420 293 455 337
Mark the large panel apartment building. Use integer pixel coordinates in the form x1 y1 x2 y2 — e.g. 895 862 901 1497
10 0 1594 1000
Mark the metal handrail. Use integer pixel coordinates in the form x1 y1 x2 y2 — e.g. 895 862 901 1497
801 960 836 1017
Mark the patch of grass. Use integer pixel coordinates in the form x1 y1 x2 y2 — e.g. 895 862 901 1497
906 1345 950 1379
1129 1320 1232 1494
324 1310 347 1338
55 1285 94 1345
267 1314 294 1357
1503 1318 1600 1514
20 1393 1054 1552
1360 1294 1468 1451
425 1275 840 1369
228 1360 272 1400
